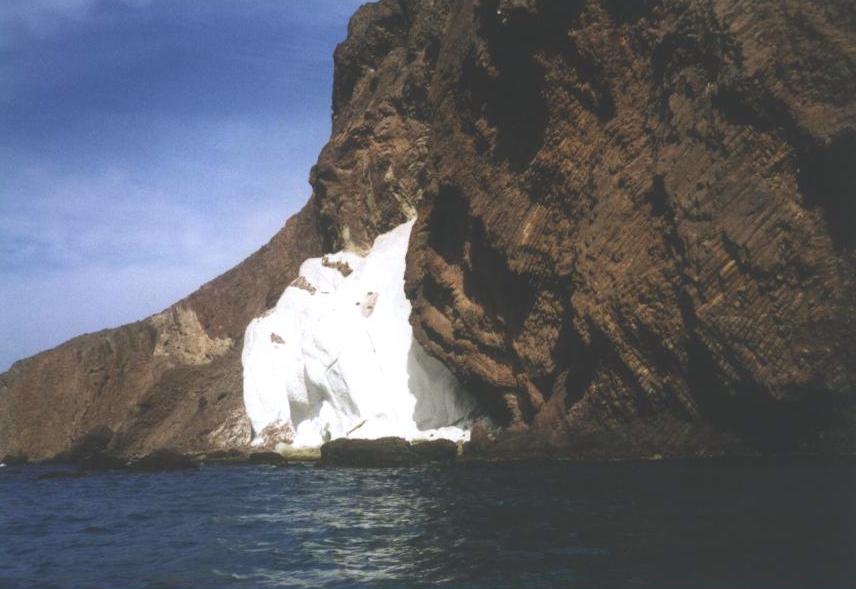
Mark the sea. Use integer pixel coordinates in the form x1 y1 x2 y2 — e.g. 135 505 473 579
1 459 853 588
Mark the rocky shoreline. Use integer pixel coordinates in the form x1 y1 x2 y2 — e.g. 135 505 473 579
6 434 853 477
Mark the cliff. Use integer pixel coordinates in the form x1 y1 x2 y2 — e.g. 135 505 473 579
1 0 853 461
405 0 856 457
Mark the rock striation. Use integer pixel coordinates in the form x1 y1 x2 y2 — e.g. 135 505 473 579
0 0 853 461
403 0 856 457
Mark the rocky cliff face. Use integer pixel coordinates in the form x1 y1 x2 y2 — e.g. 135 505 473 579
405 0 856 456
1 0 853 461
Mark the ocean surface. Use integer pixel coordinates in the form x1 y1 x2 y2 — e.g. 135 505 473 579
1 459 853 589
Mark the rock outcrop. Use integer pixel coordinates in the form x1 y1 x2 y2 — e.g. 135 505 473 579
0 201 322 461
1 0 853 461
126 449 197 473
320 437 458 466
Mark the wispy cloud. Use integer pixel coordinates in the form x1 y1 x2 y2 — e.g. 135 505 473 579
0 0 150 42
2 112 323 266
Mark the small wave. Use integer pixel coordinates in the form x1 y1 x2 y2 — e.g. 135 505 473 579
211 569 252 580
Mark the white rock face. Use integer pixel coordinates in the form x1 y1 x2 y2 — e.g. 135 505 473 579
242 220 475 448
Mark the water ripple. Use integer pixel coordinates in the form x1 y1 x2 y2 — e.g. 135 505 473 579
0 461 853 588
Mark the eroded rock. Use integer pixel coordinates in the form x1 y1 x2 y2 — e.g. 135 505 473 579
54 426 125 471
127 450 197 473
151 306 232 366
320 437 458 467
247 452 289 466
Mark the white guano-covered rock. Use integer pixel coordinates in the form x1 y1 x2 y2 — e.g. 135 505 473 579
242 220 475 448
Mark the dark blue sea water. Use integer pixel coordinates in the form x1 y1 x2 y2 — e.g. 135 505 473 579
1 460 854 589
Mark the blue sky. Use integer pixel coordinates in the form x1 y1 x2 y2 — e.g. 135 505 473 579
0 0 364 370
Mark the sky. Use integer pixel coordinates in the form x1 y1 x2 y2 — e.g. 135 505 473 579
0 0 365 371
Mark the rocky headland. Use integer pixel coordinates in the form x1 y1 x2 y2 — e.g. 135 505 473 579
1 0 853 465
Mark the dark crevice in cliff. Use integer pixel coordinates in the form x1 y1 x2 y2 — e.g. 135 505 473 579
652 32 726 89
689 350 844 452
720 232 752 275
428 186 539 340
462 48 546 169
713 77 791 135
421 272 455 314
478 390 515 429
310 166 341 253
601 0 659 24
425 184 546 425
465 0 618 168
716 81 856 251
560 324 607 414
554 40 616 123
673 293 776 449
549 301 587 411
464 219 538 340
421 187 522 428
645 175 687 260
464 219 541 425
428 185 470 264
796 131 856 250
468 1 569 169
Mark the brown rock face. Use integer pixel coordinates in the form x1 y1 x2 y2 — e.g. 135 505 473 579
312 0 454 253
404 0 856 456
1 0 853 461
